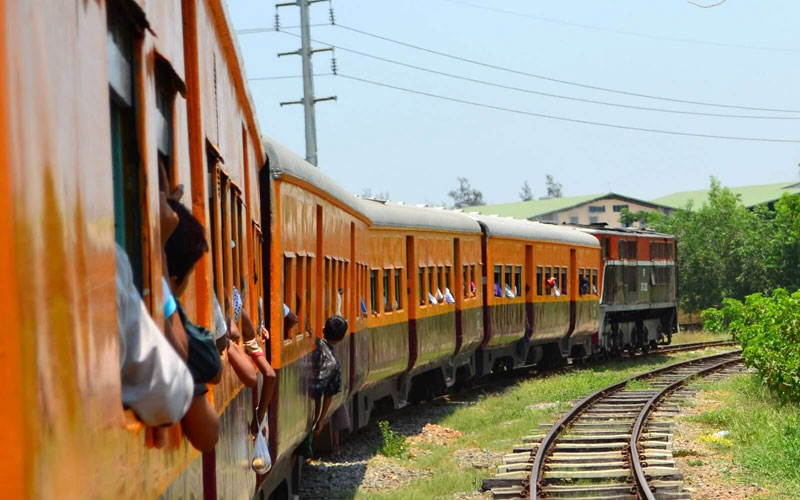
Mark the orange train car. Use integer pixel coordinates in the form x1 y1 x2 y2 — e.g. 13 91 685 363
467 215 601 370
1 0 267 498
259 137 371 497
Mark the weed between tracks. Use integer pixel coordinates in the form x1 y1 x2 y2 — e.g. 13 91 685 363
674 374 800 498
334 333 731 499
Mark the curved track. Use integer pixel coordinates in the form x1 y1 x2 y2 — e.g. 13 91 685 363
526 350 742 499
482 345 744 499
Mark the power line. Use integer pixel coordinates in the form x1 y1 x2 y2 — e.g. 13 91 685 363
334 24 800 114
337 73 800 143
249 73 333 81
277 30 796 120
235 24 329 35
438 0 800 53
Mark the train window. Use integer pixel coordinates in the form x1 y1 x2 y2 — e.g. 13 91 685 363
108 8 145 293
593 269 598 295
419 267 426 305
602 237 609 259
295 256 305 334
394 268 403 311
283 257 294 339
470 265 477 298
463 265 469 298
383 268 391 312
545 267 552 295
445 265 451 291
514 266 522 297
537 267 543 296
578 268 585 296
626 241 637 260
306 257 313 333
493 265 502 297
561 267 568 295
324 258 331 318
553 267 560 295
504 266 513 297
618 239 625 260
370 269 378 314
429 267 436 302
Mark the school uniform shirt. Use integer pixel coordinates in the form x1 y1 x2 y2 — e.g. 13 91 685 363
116 245 193 426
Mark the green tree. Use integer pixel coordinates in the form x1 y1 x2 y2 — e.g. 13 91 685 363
545 174 563 198
448 177 485 209
519 180 533 201
652 177 772 313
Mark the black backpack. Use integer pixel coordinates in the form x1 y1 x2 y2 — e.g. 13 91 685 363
176 301 222 388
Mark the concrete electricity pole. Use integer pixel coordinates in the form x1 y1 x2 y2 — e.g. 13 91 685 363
277 0 336 167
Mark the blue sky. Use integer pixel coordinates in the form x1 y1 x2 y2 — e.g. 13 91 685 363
228 0 800 205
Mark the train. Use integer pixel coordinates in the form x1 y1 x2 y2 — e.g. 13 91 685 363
0 1 677 499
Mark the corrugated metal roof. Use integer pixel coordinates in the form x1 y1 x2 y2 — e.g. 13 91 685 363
467 214 599 247
359 199 482 234
263 136 367 218
465 192 670 219
651 181 800 209
576 226 674 239
464 194 603 218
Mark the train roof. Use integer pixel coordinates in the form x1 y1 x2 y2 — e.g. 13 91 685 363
467 214 600 247
263 136 367 219
575 225 675 239
358 199 482 234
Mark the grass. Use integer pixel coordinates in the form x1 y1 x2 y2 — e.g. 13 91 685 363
670 330 733 345
347 346 736 499
684 374 800 498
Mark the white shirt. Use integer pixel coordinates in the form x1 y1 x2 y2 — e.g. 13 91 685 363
116 245 193 426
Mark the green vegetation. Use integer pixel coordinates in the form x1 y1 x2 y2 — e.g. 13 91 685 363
704 290 800 403
378 421 409 458
686 374 800 497
625 379 653 391
632 178 800 314
351 347 734 499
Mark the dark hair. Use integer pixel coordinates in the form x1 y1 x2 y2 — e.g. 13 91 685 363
323 315 348 342
165 199 209 284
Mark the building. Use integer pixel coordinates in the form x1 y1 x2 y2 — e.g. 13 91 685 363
465 193 672 228
651 181 800 211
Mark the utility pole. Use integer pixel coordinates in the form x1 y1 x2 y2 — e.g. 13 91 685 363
277 0 336 167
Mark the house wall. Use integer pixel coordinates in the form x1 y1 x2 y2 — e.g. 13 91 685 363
532 198 671 228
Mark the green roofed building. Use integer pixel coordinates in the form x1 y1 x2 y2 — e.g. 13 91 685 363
651 181 800 211
464 193 672 228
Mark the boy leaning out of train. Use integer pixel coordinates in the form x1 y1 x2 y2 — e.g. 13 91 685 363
311 316 349 453
163 197 223 452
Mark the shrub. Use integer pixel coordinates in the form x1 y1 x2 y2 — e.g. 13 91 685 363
722 289 800 403
378 421 408 458
700 307 726 333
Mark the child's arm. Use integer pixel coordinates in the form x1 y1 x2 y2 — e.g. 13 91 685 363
314 394 333 436
227 342 258 388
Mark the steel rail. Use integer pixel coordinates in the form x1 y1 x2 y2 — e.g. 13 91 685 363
631 351 743 499
657 340 736 353
528 349 740 499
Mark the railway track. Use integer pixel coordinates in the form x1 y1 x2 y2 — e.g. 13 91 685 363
484 349 745 499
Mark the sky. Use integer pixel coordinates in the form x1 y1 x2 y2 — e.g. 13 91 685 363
227 0 800 206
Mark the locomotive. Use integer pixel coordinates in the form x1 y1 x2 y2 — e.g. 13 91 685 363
0 1 677 499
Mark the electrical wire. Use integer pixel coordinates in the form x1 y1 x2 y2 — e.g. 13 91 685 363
249 73 333 81
236 24 329 35
277 30 796 120
438 0 800 53
333 24 800 114
337 73 800 143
